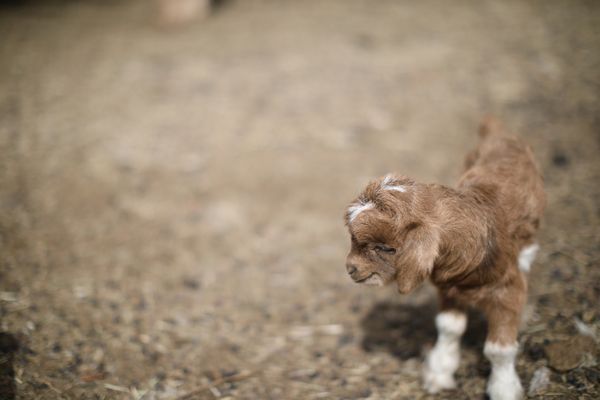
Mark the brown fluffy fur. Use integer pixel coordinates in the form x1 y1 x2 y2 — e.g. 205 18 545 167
344 117 545 345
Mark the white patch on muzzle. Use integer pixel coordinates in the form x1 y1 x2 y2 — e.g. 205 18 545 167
362 274 384 286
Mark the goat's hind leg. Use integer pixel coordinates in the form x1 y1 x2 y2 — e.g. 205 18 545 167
483 303 524 400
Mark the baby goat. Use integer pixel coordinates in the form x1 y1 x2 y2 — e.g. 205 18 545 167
344 118 545 400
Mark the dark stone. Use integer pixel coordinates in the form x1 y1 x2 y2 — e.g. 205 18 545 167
338 334 354 346
552 151 570 167
182 278 201 290
220 369 239 378
551 268 563 279
584 367 600 384
566 370 587 390
367 375 385 387
537 294 551 305
31 381 49 390
526 342 546 361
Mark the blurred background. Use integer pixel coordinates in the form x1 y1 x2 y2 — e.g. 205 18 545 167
0 1 598 399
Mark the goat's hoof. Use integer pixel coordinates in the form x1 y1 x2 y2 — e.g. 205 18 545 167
486 376 523 400
423 371 456 393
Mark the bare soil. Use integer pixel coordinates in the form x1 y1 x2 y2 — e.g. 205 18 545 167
0 1 599 399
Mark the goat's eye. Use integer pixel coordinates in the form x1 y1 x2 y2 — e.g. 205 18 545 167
374 244 396 254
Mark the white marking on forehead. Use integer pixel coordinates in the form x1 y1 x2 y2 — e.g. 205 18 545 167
348 201 375 222
381 174 407 192
384 185 407 192
382 174 394 186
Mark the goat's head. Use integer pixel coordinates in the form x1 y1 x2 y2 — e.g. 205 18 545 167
344 174 440 294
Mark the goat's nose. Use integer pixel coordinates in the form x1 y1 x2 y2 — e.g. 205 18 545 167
347 264 357 275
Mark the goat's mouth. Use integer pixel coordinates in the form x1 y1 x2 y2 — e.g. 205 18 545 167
353 273 385 286
354 273 374 283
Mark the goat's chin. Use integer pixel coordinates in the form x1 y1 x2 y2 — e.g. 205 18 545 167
396 284 415 294
396 275 426 294
362 274 384 286
358 273 394 287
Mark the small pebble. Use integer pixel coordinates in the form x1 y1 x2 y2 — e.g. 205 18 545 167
528 366 551 396
545 336 596 371
182 278 201 290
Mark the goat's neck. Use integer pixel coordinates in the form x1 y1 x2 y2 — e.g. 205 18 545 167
428 183 502 287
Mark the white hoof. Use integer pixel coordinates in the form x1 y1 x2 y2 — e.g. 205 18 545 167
487 373 523 400
423 368 456 393
484 341 523 400
422 312 466 393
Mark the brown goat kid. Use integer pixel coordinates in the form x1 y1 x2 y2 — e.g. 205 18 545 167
344 119 545 400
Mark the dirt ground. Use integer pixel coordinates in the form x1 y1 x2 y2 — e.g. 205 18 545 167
0 1 599 399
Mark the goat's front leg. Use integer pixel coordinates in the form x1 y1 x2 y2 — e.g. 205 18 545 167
483 304 524 400
423 297 467 393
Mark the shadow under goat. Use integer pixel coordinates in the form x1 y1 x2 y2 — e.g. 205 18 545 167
0 333 19 400
344 118 546 400
360 301 489 361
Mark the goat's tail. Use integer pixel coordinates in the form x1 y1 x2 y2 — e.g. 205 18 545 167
478 115 506 138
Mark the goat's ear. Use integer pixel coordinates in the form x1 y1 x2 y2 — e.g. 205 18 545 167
396 225 440 294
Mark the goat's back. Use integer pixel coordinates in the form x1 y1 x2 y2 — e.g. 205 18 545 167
458 124 546 246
